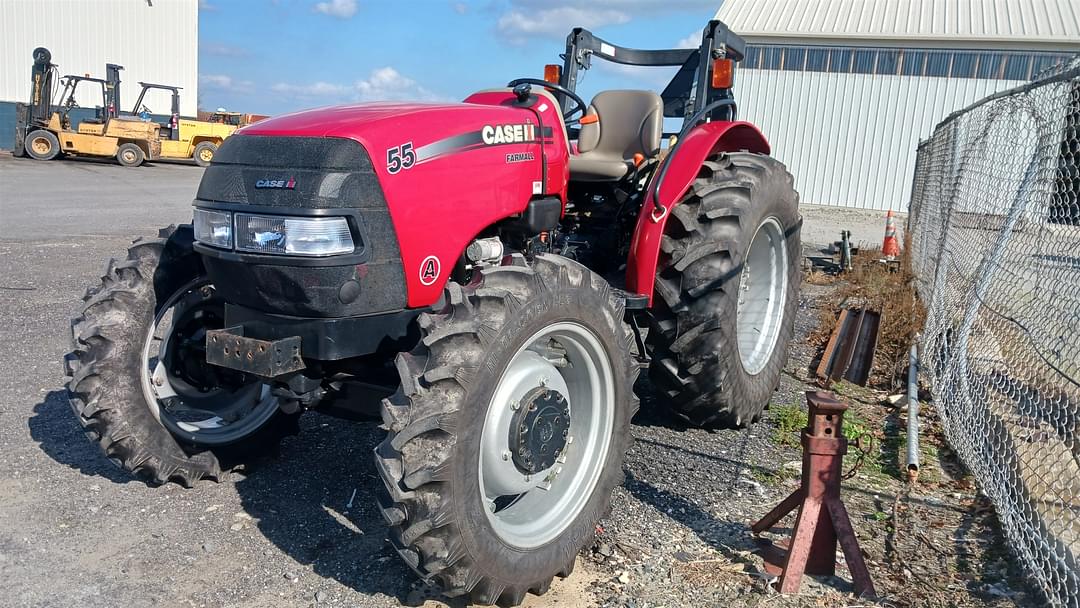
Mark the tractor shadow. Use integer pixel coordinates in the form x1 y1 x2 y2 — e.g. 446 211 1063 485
232 412 456 606
28 389 133 484
28 386 465 604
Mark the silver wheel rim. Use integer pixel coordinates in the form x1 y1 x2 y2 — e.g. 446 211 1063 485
478 321 616 548
736 217 788 375
139 279 280 445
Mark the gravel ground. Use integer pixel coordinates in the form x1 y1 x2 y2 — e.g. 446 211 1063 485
0 154 1030 607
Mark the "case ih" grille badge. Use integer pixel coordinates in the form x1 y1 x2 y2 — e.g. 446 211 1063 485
255 178 296 189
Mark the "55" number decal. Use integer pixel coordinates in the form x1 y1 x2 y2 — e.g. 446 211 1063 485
386 142 416 174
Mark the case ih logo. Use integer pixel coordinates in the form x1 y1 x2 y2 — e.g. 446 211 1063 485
481 123 537 145
255 178 296 189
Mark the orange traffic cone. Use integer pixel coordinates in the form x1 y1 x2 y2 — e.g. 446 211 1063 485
882 210 900 257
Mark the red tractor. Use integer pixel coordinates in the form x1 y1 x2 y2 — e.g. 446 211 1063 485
66 21 799 606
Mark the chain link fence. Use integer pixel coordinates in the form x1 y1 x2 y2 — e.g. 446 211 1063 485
908 58 1080 606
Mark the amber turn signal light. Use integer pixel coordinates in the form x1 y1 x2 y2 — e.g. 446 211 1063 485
711 58 734 89
544 64 561 85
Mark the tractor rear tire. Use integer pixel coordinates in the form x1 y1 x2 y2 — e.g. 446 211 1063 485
65 225 300 486
648 152 800 428
26 129 60 161
376 254 638 606
193 141 218 167
116 143 146 167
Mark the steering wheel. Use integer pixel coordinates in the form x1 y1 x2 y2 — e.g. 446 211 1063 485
506 78 588 125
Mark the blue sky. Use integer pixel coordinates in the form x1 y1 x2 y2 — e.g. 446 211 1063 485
197 0 722 115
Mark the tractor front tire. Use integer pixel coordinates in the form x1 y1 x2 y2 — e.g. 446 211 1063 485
65 225 300 486
116 143 146 167
26 129 60 161
648 152 801 428
376 255 638 606
193 141 218 167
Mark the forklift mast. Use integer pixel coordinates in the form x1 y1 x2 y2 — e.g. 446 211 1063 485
105 63 122 119
29 47 55 126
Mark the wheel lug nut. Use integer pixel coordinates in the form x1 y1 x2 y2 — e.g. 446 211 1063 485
501 450 511 461
509 400 519 411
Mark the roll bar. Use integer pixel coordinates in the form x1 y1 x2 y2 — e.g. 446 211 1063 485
558 20 745 122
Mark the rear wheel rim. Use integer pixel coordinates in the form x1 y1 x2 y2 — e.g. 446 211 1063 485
31 137 51 155
121 149 137 164
199 147 213 162
736 217 788 375
478 322 615 548
140 279 280 445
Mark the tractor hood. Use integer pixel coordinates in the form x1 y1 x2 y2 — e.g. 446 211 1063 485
237 101 526 141
195 93 571 310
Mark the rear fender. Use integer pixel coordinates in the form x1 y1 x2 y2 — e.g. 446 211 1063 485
626 121 770 304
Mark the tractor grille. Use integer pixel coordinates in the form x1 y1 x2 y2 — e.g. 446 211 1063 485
193 135 407 318
197 135 387 209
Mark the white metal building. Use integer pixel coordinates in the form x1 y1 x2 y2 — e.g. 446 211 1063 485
0 0 198 147
716 0 1080 211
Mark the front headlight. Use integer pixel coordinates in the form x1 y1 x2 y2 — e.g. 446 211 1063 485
193 208 233 249
235 214 355 256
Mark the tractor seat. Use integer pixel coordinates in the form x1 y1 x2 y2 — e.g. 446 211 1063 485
569 90 663 182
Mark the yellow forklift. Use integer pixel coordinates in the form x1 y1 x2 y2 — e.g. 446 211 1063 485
128 83 239 166
14 47 161 167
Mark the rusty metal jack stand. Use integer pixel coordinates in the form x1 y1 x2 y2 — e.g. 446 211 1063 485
751 391 876 597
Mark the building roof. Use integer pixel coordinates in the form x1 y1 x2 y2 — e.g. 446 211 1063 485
715 0 1080 50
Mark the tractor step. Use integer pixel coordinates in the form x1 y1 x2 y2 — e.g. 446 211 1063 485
615 289 649 310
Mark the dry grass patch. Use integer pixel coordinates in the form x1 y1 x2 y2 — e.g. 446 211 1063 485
812 246 926 391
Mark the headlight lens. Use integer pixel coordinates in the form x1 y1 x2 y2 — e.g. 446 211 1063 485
193 208 233 249
235 214 355 256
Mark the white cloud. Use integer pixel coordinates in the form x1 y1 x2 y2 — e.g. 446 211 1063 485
313 0 357 19
510 0 716 11
200 42 249 58
201 74 232 88
271 81 350 97
677 32 701 49
198 0 217 11
357 67 445 101
200 74 254 93
498 7 630 44
495 0 718 43
270 67 446 103
453 2 467 15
